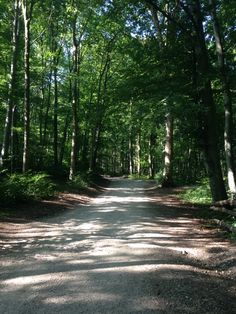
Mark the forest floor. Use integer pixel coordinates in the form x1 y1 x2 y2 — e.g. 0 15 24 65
0 178 235 313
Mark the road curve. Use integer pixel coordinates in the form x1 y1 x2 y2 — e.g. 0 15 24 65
0 178 235 313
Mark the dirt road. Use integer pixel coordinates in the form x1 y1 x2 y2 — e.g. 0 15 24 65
0 179 235 313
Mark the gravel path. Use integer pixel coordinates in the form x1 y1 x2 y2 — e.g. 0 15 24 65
0 178 235 313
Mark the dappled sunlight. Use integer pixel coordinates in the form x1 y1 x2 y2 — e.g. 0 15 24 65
92 195 151 204
0 179 235 313
43 292 121 305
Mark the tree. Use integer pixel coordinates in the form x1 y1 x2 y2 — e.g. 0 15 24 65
143 0 227 201
21 0 35 172
209 0 236 196
0 0 20 169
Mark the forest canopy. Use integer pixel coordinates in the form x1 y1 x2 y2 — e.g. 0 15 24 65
0 0 235 202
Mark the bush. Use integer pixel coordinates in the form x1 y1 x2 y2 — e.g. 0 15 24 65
72 174 89 188
181 178 212 204
0 173 55 204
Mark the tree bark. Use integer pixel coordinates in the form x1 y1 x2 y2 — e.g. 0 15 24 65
69 14 79 180
135 131 141 175
192 0 227 201
43 69 52 147
90 50 111 172
149 132 156 179
53 56 59 169
59 113 70 167
209 0 236 196
162 112 173 187
22 0 34 173
0 0 20 169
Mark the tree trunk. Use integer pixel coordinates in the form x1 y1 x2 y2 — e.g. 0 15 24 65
59 113 70 167
162 112 173 187
209 0 236 196
0 0 20 169
43 69 52 147
192 0 227 201
53 60 59 169
22 0 34 173
129 136 133 175
149 132 156 179
135 131 141 175
69 15 79 180
90 51 110 172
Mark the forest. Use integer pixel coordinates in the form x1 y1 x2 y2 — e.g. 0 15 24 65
0 0 235 204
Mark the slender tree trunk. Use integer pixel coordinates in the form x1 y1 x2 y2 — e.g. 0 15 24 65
90 52 110 172
135 131 141 175
59 113 70 166
43 69 52 147
22 0 34 173
149 132 156 179
149 4 175 184
129 136 133 175
0 0 20 168
192 0 227 201
162 112 173 187
53 62 59 169
39 70 44 148
69 16 79 180
10 105 17 173
82 88 93 170
209 0 236 196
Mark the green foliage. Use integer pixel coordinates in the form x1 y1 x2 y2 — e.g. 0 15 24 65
0 0 235 203
72 174 90 189
0 173 55 204
59 173 92 193
181 179 212 204
128 173 150 180
155 171 164 186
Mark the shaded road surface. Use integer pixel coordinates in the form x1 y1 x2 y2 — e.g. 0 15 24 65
0 179 235 313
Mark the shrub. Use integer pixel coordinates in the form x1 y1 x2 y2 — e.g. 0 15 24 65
25 173 55 200
0 173 55 204
73 174 89 188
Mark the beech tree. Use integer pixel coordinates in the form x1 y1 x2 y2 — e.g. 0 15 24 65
21 0 35 172
209 0 236 196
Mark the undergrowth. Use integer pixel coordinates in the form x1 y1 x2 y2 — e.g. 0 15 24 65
181 178 212 204
0 173 55 205
180 178 236 237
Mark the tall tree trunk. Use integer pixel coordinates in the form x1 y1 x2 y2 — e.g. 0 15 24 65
129 136 133 175
90 51 110 172
0 0 20 169
22 0 34 173
149 3 175 185
149 132 156 179
209 0 236 196
69 15 79 180
162 112 173 187
59 113 70 167
135 131 141 175
43 69 52 147
192 0 227 201
53 61 59 169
